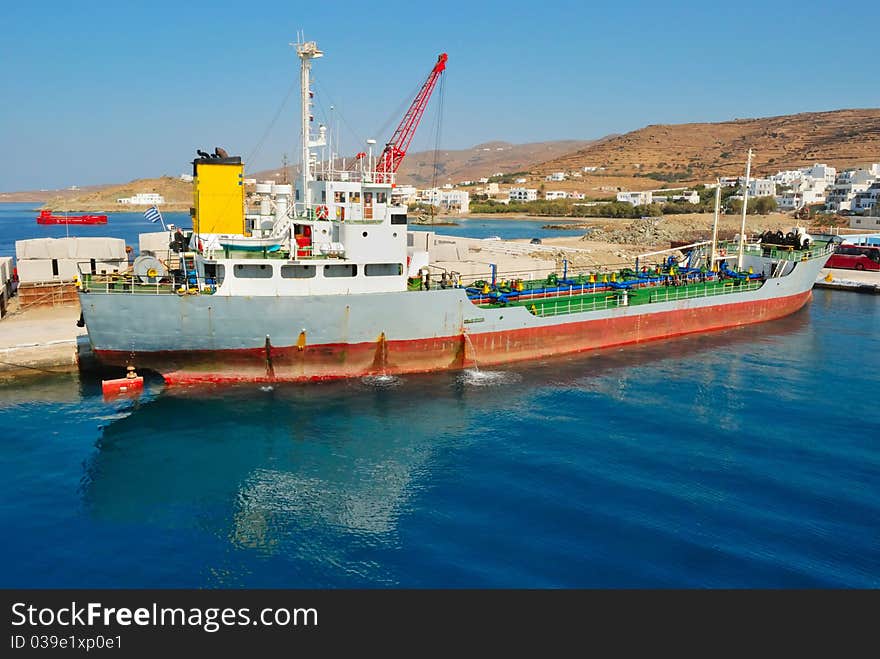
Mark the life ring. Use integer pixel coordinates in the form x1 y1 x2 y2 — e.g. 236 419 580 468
315 205 329 220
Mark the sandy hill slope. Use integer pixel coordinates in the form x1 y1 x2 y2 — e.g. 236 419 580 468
396 139 601 185
536 109 880 182
43 177 192 212
249 140 602 186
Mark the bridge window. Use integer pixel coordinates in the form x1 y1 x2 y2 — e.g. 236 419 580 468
324 264 357 278
334 191 346 203
377 192 387 203
365 263 403 277
350 191 361 203
391 213 407 225
234 263 273 278
281 264 316 279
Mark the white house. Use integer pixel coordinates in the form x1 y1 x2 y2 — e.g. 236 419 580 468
848 216 880 230
391 185 418 203
544 191 568 200
418 188 470 213
509 188 538 202
801 163 836 185
514 177 528 184
546 172 566 182
743 178 776 198
826 169 877 211
117 193 165 205
616 191 652 206
851 182 880 214
671 191 700 204
771 170 803 185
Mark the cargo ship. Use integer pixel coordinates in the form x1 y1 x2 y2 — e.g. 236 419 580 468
77 41 833 385
37 210 108 225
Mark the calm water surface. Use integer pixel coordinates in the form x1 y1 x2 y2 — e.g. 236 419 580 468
1 288 878 587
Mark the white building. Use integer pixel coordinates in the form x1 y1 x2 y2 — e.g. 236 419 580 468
391 185 418 203
851 183 880 214
418 188 470 213
546 172 566 182
849 216 880 230
514 177 527 184
801 163 836 185
743 178 776 198
583 166 598 172
616 191 653 206
826 168 877 211
545 191 568 200
117 192 165 205
671 191 700 204
509 188 538 202
771 170 804 185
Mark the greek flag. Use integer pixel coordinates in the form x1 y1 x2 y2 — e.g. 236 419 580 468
144 205 162 223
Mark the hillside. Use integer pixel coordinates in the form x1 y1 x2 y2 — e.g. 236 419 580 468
248 140 601 186
42 177 192 212
535 109 880 185
395 140 600 185
0 185 109 204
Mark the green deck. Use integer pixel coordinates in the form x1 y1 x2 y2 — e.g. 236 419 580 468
475 278 764 317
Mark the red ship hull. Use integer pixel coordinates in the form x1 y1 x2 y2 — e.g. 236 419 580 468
36 211 108 225
92 289 813 386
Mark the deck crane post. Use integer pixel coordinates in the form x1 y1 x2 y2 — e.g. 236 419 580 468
374 53 448 183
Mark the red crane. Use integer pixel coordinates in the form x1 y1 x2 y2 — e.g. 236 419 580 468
374 53 448 183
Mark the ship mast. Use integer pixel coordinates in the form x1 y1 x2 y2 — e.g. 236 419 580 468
293 36 326 215
738 148 753 270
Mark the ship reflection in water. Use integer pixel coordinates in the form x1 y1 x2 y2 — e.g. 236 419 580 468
83 382 468 580
72 307 849 587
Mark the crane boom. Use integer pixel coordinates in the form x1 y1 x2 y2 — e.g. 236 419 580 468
375 53 447 182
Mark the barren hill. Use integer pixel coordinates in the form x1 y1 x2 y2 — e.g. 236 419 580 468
396 139 600 185
43 177 192 212
249 140 602 186
536 109 880 183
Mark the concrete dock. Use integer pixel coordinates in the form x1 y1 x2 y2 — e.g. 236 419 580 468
0 302 85 378
814 268 880 294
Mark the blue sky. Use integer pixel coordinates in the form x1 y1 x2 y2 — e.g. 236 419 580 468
1 0 877 191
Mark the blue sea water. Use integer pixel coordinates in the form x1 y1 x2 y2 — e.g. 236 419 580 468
0 201 878 588
0 202 581 257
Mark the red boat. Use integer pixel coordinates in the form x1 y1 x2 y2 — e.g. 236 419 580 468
36 210 108 225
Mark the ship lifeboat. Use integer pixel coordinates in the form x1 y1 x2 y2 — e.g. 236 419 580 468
36 210 108 225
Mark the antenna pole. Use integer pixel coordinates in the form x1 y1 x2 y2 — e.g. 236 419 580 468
738 148 752 270
711 179 720 270
293 37 323 215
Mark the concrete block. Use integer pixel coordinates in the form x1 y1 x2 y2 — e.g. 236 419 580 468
17 259 55 283
0 256 12 283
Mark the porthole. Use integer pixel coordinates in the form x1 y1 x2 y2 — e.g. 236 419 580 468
362 231 368 237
